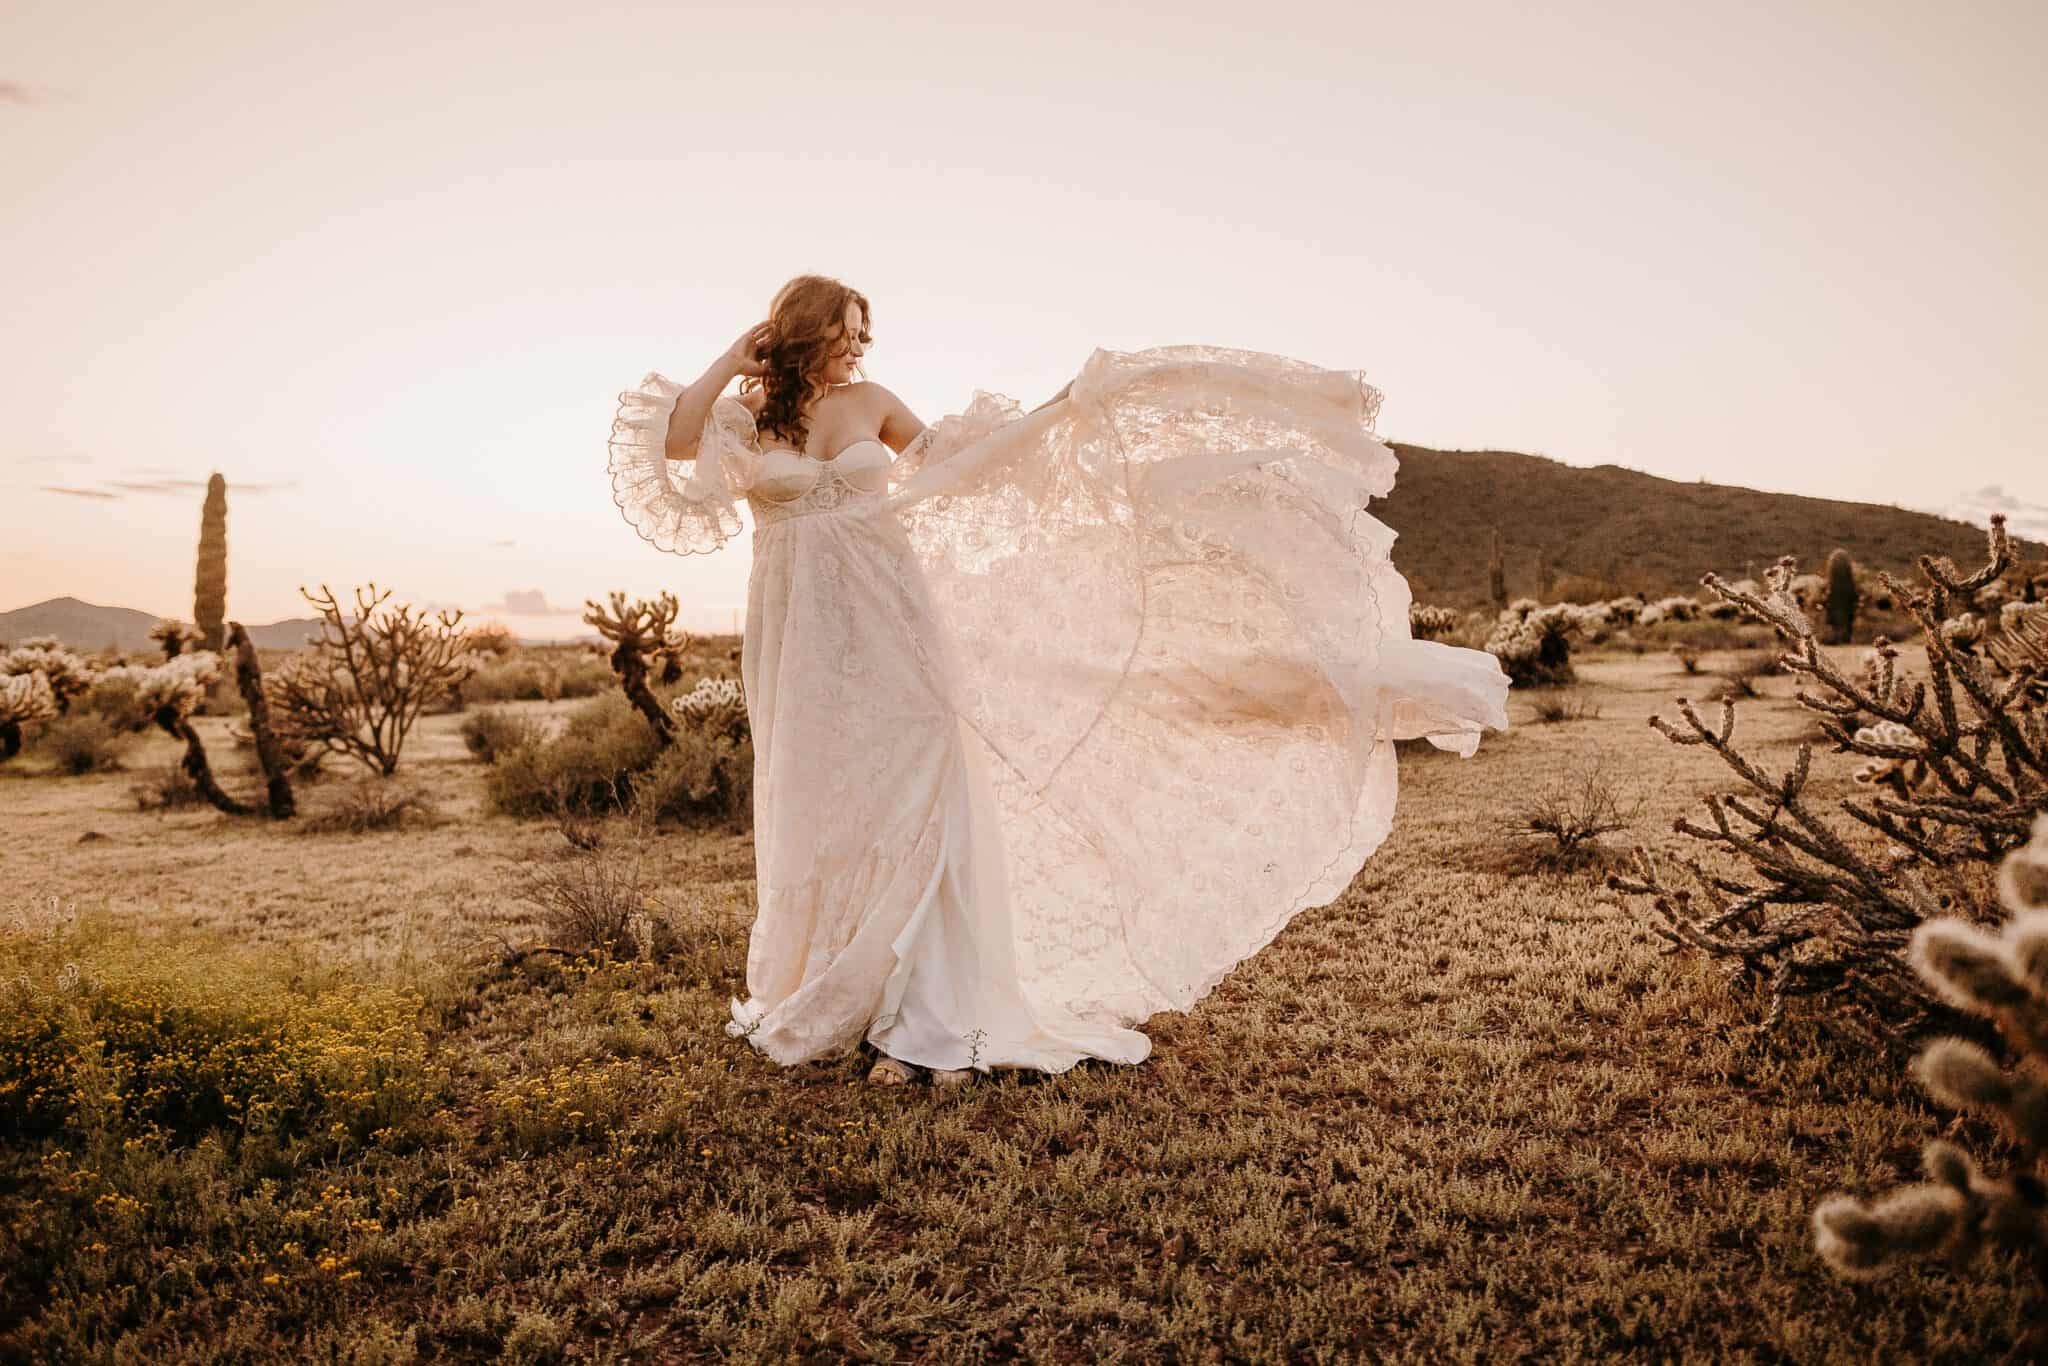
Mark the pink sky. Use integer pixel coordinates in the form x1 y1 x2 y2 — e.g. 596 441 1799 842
3 1 2042 638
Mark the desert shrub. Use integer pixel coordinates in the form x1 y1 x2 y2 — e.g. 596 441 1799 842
1672 645 1702 674
299 776 441 835
1527 690 1601 724
466 652 612 703
506 848 649 962
1810 818 2048 1331
635 728 755 829
461 705 546 763
1484 602 1580 687
1613 517 2045 1033
77 668 154 733
129 764 208 811
484 691 663 818
463 621 519 656
33 713 132 775
1504 752 1642 862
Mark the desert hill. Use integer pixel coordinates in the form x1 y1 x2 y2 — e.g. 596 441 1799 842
8 457 2038 651
0 598 325 654
1376 444 2038 607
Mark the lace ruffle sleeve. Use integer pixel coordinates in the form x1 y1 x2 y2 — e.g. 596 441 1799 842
609 375 760 556
889 390 1027 485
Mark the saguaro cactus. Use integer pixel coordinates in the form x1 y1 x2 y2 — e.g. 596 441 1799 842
1487 527 1507 610
194 474 227 653
1825 547 1859 644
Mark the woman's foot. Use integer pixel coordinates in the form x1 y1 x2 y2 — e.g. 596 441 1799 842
929 1066 976 1089
867 1055 920 1087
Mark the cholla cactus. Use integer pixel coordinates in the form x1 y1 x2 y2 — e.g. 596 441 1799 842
2 645 92 715
671 676 748 745
148 619 199 660
0 671 60 761
1640 595 1703 627
1485 602 1580 688
584 591 684 745
1603 596 1645 627
133 651 222 722
266 583 477 776
125 650 256 815
1408 604 1461 641
1612 517 2047 1032
1942 611 1985 654
1811 817 2048 1326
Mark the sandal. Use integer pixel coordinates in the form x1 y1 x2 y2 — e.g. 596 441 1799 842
867 1056 920 1087
929 1066 977 1089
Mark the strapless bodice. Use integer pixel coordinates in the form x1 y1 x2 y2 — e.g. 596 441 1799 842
747 438 892 527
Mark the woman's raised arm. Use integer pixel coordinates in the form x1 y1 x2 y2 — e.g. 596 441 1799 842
666 322 772 461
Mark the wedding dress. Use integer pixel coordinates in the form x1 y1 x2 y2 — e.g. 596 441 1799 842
609 344 1510 1074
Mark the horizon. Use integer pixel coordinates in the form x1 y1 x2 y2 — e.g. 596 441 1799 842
4 1 2043 624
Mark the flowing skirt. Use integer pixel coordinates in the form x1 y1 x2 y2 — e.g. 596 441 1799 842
725 344 1511 1072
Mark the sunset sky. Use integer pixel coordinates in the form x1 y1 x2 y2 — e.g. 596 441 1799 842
4 1 2042 638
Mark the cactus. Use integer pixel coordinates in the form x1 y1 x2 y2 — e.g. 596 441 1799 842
1408 604 1461 642
225 622 294 818
194 473 227 654
2 644 92 715
582 591 684 745
1484 602 1580 688
1612 517 2046 1033
133 651 255 815
0 671 60 761
1536 545 1555 599
1487 527 1507 610
265 583 478 776
1811 817 2048 1342
149 619 198 660
1824 548 1859 644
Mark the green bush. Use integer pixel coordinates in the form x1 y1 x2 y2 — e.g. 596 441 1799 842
459 706 545 763
484 691 662 817
33 713 132 775
635 727 754 829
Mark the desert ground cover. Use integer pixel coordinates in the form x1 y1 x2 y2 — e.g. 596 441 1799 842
1 643 2033 1362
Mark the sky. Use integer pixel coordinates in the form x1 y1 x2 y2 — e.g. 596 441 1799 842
3 0 2043 638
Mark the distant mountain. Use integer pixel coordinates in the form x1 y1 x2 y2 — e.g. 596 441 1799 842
11 457 2039 650
1376 445 2045 607
0 598 325 653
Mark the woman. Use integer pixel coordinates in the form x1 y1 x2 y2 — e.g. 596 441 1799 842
609 274 1510 1088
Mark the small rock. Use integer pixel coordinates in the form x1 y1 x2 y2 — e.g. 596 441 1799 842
76 831 107 843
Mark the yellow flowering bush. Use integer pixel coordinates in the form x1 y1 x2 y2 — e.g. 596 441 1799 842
0 912 449 1153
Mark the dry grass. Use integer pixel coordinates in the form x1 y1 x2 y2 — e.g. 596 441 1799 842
0 650 2034 1360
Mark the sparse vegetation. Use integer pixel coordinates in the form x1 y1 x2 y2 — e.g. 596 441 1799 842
1614 516 2046 1035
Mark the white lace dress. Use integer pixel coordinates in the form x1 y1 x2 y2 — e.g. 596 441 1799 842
609 344 1511 1074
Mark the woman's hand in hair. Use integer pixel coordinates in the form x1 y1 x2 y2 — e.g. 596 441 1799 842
724 321 774 379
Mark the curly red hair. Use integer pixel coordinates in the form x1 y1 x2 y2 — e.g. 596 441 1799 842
742 274 870 450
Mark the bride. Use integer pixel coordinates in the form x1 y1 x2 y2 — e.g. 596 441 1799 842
609 274 1510 1089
